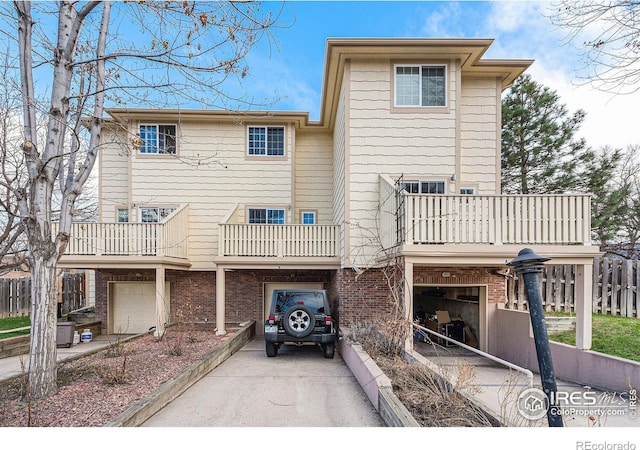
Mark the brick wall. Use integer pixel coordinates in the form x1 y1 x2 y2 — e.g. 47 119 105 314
96 269 332 332
329 268 400 328
95 266 507 335
225 270 332 325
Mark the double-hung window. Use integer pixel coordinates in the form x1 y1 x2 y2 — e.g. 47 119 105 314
402 180 446 194
395 65 447 107
139 124 177 154
248 126 285 156
248 208 285 224
140 207 176 223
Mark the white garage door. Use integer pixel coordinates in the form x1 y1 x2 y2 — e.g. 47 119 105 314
111 282 170 334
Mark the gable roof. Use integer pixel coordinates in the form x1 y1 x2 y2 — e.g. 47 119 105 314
106 38 533 130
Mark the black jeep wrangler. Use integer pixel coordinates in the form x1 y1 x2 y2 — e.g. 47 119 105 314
264 289 336 358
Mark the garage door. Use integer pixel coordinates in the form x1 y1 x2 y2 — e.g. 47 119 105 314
111 282 170 334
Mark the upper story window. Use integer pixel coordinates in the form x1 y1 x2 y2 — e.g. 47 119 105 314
117 208 129 223
402 180 446 194
139 124 177 154
460 187 476 195
248 208 285 224
301 211 316 225
140 206 176 223
395 65 447 107
248 126 285 156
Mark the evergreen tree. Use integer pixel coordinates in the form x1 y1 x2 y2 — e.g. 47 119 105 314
501 74 589 194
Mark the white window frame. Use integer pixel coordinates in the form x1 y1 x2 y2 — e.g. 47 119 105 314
247 125 286 157
394 64 447 108
138 123 177 155
402 180 447 194
248 207 286 224
116 207 129 223
300 210 317 225
460 187 476 195
139 206 177 223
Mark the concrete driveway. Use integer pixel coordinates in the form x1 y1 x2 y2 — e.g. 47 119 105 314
142 337 384 427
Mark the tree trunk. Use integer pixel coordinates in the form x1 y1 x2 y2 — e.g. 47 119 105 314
28 254 59 399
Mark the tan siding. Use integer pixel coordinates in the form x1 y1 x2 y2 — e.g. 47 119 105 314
125 121 293 269
99 128 129 222
295 130 333 223
333 74 348 261
460 77 500 192
346 59 459 266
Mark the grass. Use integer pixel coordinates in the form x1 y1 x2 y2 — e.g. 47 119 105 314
548 313 640 363
0 316 31 338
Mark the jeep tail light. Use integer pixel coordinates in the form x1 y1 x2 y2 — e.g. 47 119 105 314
325 316 332 326
268 315 275 325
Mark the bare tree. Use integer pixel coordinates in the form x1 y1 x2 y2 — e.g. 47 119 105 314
2 0 284 399
550 0 640 94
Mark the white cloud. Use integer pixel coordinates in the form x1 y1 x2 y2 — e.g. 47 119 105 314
482 1 640 149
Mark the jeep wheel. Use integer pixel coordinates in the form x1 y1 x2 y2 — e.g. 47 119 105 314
266 341 278 357
322 342 335 359
283 304 315 338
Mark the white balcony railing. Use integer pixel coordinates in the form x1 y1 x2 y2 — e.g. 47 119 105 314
220 223 340 257
379 176 592 248
54 205 189 259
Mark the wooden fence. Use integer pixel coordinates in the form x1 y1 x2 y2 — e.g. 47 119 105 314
506 257 639 318
0 272 86 319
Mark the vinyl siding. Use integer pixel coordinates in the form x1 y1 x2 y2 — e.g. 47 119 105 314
459 77 500 192
123 121 293 270
99 128 129 222
295 130 333 223
346 59 458 266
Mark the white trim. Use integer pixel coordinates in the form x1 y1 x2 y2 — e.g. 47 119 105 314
246 125 286 157
393 63 448 108
138 123 177 155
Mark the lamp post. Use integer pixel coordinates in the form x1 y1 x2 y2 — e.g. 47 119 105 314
507 248 564 427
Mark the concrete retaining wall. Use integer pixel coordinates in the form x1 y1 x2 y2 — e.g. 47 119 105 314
337 336 419 427
496 307 640 393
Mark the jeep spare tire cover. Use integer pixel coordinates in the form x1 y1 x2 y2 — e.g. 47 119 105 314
283 304 315 338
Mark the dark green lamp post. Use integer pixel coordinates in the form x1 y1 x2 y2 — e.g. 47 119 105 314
507 248 564 427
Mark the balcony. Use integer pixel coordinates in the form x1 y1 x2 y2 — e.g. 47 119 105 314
379 175 592 250
219 223 340 258
55 205 190 268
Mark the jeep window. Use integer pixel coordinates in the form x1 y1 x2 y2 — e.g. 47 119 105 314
275 291 326 314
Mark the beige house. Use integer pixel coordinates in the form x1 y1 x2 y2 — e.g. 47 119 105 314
57 38 600 354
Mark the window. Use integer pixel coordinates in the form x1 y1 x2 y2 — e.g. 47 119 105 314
395 65 446 107
140 207 176 223
117 208 129 223
139 124 176 154
248 126 285 156
402 180 446 194
460 187 476 195
301 211 316 225
248 208 285 224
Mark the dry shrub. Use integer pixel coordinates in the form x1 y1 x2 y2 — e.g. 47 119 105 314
347 319 495 427
92 353 129 385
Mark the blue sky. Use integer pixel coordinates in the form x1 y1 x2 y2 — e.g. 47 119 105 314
234 0 639 150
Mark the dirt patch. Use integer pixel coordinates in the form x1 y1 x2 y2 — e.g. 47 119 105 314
0 330 228 427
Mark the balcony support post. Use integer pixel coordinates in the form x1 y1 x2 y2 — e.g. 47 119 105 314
574 263 593 350
404 260 414 352
154 266 167 338
216 265 226 336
